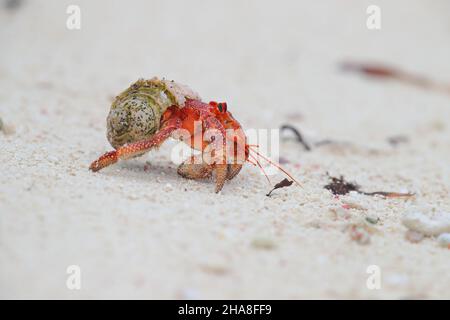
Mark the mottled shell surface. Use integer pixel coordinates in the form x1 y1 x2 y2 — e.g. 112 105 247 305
107 77 200 149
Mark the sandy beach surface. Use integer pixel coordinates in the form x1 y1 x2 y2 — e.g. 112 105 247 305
1 0 449 299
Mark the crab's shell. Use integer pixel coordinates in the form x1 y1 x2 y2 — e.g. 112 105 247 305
106 77 201 149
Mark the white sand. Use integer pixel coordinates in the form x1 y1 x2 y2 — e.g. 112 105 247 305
1 0 449 299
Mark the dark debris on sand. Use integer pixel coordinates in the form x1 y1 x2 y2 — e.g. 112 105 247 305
324 174 414 198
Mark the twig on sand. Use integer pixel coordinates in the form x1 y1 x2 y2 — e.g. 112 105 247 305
280 124 347 151
324 173 414 198
361 191 414 198
280 125 311 151
341 61 450 96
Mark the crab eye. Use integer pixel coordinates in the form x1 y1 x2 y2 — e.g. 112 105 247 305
217 102 227 113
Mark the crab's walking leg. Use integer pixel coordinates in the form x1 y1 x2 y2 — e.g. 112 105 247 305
89 118 181 172
177 154 213 179
213 165 228 193
178 159 229 193
227 164 242 180
176 115 229 193
202 116 229 193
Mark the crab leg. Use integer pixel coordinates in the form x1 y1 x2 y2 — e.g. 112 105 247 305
176 115 230 193
89 118 181 172
201 116 229 193
177 154 213 179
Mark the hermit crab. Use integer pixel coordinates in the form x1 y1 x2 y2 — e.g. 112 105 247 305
90 77 298 193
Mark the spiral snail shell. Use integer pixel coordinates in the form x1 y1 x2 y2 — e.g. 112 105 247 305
106 77 201 149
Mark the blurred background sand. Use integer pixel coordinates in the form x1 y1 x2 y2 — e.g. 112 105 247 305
0 0 449 299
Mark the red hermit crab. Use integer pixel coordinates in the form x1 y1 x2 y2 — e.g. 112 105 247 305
90 77 298 193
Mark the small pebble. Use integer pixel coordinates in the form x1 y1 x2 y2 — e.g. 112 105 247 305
437 233 450 249
349 225 371 245
405 230 424 243
329 207 351 220
48 156 59 164
251 237 276 250
342 201 367 211
127 193 138 200
0 118 15 135
365 215 379 225
402 211 450 236
164 183 173 192
200 264 229 275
